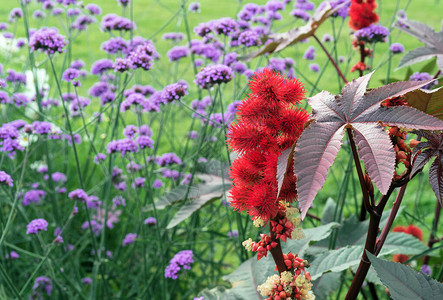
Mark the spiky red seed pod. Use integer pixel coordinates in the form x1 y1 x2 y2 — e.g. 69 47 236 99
348 0 379 30
279 291 287 299
248 69 285 102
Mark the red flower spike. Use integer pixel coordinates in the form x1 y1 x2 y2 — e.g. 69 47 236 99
349 0 379 30
228 69 308 221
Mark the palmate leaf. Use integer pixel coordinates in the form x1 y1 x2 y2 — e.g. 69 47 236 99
395 17 443 70
243 2 348 60
293 72 443 219
404 87 443 121
410 130 443 204
367 252 443 300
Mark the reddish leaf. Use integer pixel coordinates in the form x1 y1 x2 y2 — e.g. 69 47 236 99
276 147 294 198
429 155 443 204
404 87 443 121
293 72 443 218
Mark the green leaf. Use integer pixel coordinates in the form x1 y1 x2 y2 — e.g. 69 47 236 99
367 251 443 300
321 198 337 225
197 286 241 300
309 246 366 280
312 272 341 300
221 254 276 299
383 232 429 255
283 222 339 257
420 57 437 73
404 87 443 121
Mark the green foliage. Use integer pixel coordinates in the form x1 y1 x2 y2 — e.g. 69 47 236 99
367 251 443 300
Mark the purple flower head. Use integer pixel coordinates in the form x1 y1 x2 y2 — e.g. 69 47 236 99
86 195 101 209
144 217 157 225
107 138 139 156
0 171 13 187
168 46 189 62
54 235 64 244
322 33 333 42
163 32 185 42
89 81 109 97
165 250 194 279
194 22 213 37
238 30 261 47
33 10 46 19
122 233 137 246
0 91 10 104
212 18 238 36
5 251 19 260
309 63 320 72
101 14 136 31
303 46 316 60
118 0 130 6
72 15 96 31
82 277 92 285
9 8 23 22
188 131 199 139
132 177 145 188
16 38 26 48
421 264 432 276
188 2 200 12
6 69 27 85
291 9 310 21
112 196 126 207
70 59 85 70
409 72 438 90
228 230 239 238
126 161 142 172
53 8 63 15
355 24 390 43
161 81 188 102
295 0 315 11
157 153 182 167
62 68 80 82
86 4 101 15
136 135 154 149
317 0 350 18
101 37 128 54
94 153 106 164
26 218 48 234
232 61 247 74
339 56 345 63
68 189 89 201
123 125 139 138
91 58 114 75
389 43 405 54
113 58 133 72
120 93 146 112
66 8 80 16
153 179 164 189
10 93 29 108
128 43 156 70
56 0 78 6
23 189 46 206
195 64 233 89
51 172 67 183
32 276 52 297
29 28 67 54
265 0 285 12
224 52 238 66
139 125 153 136
43 1 55 10
161 169 180 180
0 23 8 31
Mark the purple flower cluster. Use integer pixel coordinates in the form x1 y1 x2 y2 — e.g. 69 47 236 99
161 81 189 102
238 29 261 47
91 59 114 75
32 276 52 297
86 4 102 15
157 153 182 166
163 32 185 42
26 218 48 234
318 0 350 18
101 14 136 31
5 251 19 260
309 63 320 72
389 43 405 54
0 171 13 186
72 15 96 31
122 233 137 246
167 46 190 62
62 68 80 82
165 250 194 279
195 64 234 89
188 2 200 13
409 72 438 90
29 28 68 54
291 8 310 21
94 153 106 164
101 37 129 54
6 69 27 85
303 46 316 60
212 18 238 36
23 189 46 206
238 3 260 21
355 24 390 43
144 217 157 225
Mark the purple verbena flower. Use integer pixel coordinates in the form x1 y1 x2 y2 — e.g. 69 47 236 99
421 264 432 276
389 43 404 54
188 2 200 13
0 171 13 186
309 63 320 72
86 4 101 15
91 59 114 75
94 153 106 164
163 32 185 42
161 81 188 102
291 9 310 21
195 64 233 89
62 68 80 82
68 189 89 201
122 233 137 246
167 46 189 62
101 14 136 31
303 46 316 60
26 218 48 234
144 217 157 225
153 179 163 189
409 72 438 90
23 189 46 206
165 250 194 279
32 276 52 297
29 28 67 54
212 18 238 36
355 24 390 43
